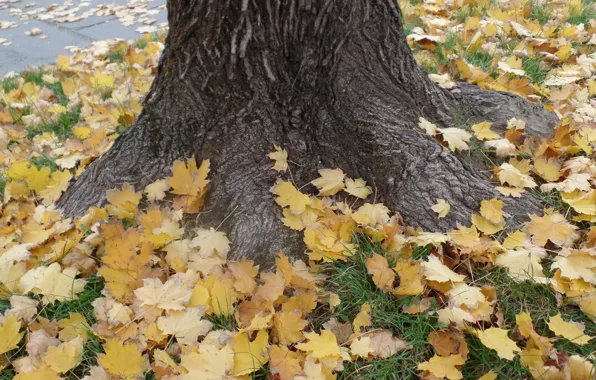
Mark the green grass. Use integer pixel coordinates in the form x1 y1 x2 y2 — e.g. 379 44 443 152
315 236 441 379
0 174 6 203
464 50 494 72
0 75 19 93
31 154 58 172
529 2 553 24
135 39 148 49
436 33 461 66
105 50 125 63
206 313 237 331
25 105 82 139
529 189 569 213
568 3 596 25
523 56 550 85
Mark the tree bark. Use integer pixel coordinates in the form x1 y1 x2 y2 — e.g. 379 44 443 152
58 0 557 266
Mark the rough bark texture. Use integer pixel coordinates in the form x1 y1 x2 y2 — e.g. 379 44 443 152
58 0 557 266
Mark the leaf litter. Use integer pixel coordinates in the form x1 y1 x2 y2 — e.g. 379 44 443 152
0 0 595 378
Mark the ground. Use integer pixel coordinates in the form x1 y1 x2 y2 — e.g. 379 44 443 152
0 0 596 379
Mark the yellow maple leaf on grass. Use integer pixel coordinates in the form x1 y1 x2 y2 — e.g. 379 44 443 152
353 302 372 333
547 313 593 345
0 315 24 355
134 277 191 311
475 327 521 360
157 307 213 346
365 254 395 291
418 354 466 380
233 330 269 376
41 336 84 373
296 330 341 358
97 339 147 378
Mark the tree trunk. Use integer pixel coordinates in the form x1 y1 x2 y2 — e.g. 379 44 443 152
58 0 557 266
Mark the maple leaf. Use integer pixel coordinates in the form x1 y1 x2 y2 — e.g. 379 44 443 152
475 328 521 360
294 359 326 380
480 198 504 224
527 211 578 247
431 199 451 218
6 295 38 323
393 260 424 296
13 367 61 380
144 179 170 201
190 227 231 259
233 330 269 376
365 254 395 291
311 168 346 196
422 255 466 283
344 178 372 199
350 336 373 358
268 145 289 172
296 330 341 358
438 127 472 151
0 315 24 355
367 329 408 358
418 117 438 135
168 158 210 212
352 203 390 226
106 183 142 219
471 214 506 235
24 263 87 304
496 249 546 281
157 307 213 346
134 277 191 311
547 313 593 345
269 345 303 380
97 339 147 377
353 302 372 333
274 310 308 345
471 121 500 141
179 344 234 379
418 354 465 380
497 163 537 188
271 180 311 214
228 259 258 294
42 336 84 373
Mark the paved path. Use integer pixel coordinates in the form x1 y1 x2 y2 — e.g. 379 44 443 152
0 0 167 75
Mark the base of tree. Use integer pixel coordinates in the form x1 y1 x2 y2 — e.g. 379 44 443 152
57 0 557 267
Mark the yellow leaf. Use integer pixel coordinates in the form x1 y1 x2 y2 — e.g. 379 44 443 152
365 254 395 291
180 344 234 379
274 310 307 345
352 203 390 226
268 145 288 172
271 181 311 214
449 225 480 248
93 73 115 89
547 313 593 345
417 354 465 380
475 327 521 360
498 163 537 188
431 199 451 218
14 366 60 380
472 121 499 141
106 183 142 219
168 158 210 196
58 313 90 343
353 302 372 333
527 212 578 247
480 198 504 224
562 190 596 215
42 336 84 373
418 117 438 136
0 315 23 355
533 157 561 182
229 259 258 295
422 255 466 283
344 178 372 199
478 370 498 380
134 277 191 311
233 330 269 376
471 214 506 235
98 339 147 377
47 105 67 114
438 127 472 151
269 345 303 380
144 179 170 201
350 336 373 358
393 260 424 296
190 227 231 259
56 55 70 70
311 168 345 196
157 307 213 346
296 330 341 358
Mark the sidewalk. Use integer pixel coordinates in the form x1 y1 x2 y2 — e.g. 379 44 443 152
0 0 167 75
